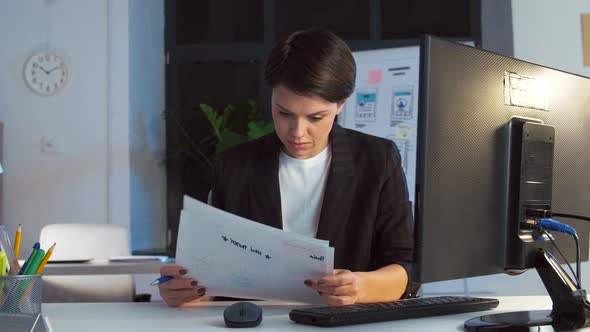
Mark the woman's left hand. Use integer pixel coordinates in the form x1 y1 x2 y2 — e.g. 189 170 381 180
304 269 363 306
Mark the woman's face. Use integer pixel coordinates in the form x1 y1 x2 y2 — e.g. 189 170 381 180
271 84 344 159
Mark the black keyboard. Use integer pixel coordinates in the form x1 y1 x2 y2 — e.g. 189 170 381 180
289 296 499 327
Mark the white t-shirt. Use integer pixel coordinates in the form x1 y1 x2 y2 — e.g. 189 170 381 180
279 145 332 238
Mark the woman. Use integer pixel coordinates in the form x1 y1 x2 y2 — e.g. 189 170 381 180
159 28 414 307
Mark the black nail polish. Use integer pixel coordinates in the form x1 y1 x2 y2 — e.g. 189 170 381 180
191 281 198 286
304 280 312 286
179 269 187 275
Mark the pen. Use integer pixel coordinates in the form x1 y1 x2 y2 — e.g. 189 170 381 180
150 275 174 286
18 243 40 275
23 248 44 275
18 243 55 306
0 251 5 303
35 243 56 274
0 251 7 276
14 225 22 259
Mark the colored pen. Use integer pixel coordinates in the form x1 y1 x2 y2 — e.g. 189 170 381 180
23 249 44 275
150 275 173 286
35 243 56 274
18 243 54 305
0 252 5 304
17 243 58 306
18 243 40 275
14 225 22 259
0 251 7 276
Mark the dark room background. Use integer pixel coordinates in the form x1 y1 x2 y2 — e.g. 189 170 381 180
164 0 480 253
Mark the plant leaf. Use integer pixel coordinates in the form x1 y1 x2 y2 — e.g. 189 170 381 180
222 104 237 128
247 121 275 139
216 128 248 154
197 133 218 147
247 99 259 121
200 104 222 139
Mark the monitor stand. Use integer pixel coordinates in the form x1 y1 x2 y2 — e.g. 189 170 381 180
464 249 590 331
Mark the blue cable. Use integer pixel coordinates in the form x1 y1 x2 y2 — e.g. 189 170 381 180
537 218 581 289
538 218 577 236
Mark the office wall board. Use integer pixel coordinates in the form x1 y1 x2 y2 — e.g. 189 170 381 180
338 46 420 203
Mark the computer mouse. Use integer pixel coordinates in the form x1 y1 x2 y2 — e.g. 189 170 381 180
223 301 263 328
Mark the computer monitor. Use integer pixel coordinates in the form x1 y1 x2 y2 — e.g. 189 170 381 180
413 36 590 329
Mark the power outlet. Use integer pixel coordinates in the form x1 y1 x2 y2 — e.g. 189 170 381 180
42 136 64 154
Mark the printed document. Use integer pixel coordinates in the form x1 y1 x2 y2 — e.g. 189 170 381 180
176 196 334 303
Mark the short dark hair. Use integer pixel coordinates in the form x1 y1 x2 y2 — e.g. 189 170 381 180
264 28 356 104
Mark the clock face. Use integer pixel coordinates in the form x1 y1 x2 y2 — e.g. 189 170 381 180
23 51 68 96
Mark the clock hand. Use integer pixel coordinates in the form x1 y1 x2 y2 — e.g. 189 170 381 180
38 65 50 75
47 66 60 74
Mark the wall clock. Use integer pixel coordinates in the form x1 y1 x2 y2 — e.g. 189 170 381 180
23 51 68 96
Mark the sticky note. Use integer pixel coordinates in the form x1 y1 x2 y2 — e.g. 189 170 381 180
395 126 413 140
368 69 383 84
582 14 590 66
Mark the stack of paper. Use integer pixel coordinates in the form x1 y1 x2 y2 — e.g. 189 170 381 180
176 195 334 303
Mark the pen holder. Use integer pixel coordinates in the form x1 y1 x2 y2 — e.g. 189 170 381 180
0 275 44 332
0 274 42 314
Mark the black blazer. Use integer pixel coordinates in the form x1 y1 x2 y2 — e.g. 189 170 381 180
211 125 414 275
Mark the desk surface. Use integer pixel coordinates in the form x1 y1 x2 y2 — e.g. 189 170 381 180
42 296 582 332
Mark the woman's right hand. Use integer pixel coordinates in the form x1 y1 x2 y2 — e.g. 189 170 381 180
158 265 207 306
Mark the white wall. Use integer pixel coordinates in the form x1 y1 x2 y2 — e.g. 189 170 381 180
512 0 590 78
0 0 165 252
0 0 109 249
423 0 590 297
500 0 590 294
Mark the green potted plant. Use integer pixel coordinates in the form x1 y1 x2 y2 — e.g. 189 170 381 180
166 100 274 199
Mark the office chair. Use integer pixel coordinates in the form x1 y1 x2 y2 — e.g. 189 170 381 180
39 223 140 303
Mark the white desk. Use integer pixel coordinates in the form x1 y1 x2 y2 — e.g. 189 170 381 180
42 296 588 332
39 259 171 276
31 258 173 302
